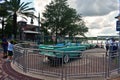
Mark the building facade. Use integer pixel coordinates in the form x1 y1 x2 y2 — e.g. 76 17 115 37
18 21 41 41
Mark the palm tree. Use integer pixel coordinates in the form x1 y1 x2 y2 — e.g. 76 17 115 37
5 0 35 39
0 2 9 37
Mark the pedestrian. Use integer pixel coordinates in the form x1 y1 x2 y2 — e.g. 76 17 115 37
109 38 118 59
111 38 118 52
1 36 8 59
6 40 14 62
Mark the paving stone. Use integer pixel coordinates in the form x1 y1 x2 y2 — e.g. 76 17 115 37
0 53 41 80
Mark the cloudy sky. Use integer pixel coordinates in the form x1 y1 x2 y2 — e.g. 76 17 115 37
23 0 120 37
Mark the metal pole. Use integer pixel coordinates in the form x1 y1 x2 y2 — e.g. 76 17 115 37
118 0 120 14
108 45 113 78
118 31 120 73
37 13 41 44
61 52 64 80
118 0 120 73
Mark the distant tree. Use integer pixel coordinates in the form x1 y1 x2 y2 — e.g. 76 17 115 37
4 0 35 39
42 0 88 43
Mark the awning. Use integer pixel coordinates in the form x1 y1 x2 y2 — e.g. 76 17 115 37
23 30 40 34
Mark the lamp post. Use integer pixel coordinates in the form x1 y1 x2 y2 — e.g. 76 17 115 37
115 0 120 48
115 0 120 73
115 15 120 74
18 21 27 40
37 13 40 44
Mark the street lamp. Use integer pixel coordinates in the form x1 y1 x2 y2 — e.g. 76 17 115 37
115 0 120 46
115 0 120 73
37 13 42 44
18 21 27 40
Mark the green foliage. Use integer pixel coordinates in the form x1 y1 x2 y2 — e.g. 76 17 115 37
0 3 9 17
4 19 13 37
4 0 35 39
42 0 88 38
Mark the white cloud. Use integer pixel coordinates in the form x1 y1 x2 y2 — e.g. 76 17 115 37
34 0 51 16
68 0 118 17
84 11 118 37
32 0 51 25
33 0 120 37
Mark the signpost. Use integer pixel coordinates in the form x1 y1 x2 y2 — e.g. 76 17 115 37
115 14 120 73
116 20 120 31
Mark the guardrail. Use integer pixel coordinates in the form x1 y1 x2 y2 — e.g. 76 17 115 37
12 43 120 80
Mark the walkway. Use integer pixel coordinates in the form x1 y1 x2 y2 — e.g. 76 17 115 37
0 51 41 80
0 49 120 80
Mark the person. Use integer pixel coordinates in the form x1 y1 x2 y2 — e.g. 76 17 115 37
108 38 118 59
111 38 118 52
105 38 110 56
1 36 8 58
6 40 14 62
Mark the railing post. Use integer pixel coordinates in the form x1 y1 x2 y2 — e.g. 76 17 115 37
105 53 108 78
61 52 64 80
23 48 27 73
105 45 112 79
65 58 67 80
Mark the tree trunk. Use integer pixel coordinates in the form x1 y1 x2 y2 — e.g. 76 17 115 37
1 17 4 38
13 12 17 39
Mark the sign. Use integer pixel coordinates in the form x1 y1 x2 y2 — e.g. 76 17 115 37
116 21 120 31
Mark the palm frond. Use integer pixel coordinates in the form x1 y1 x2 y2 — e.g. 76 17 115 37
23 8 35 12
20 2 32 10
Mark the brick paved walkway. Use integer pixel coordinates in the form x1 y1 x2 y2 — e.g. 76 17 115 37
0 49 120 80
0 51 41 80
